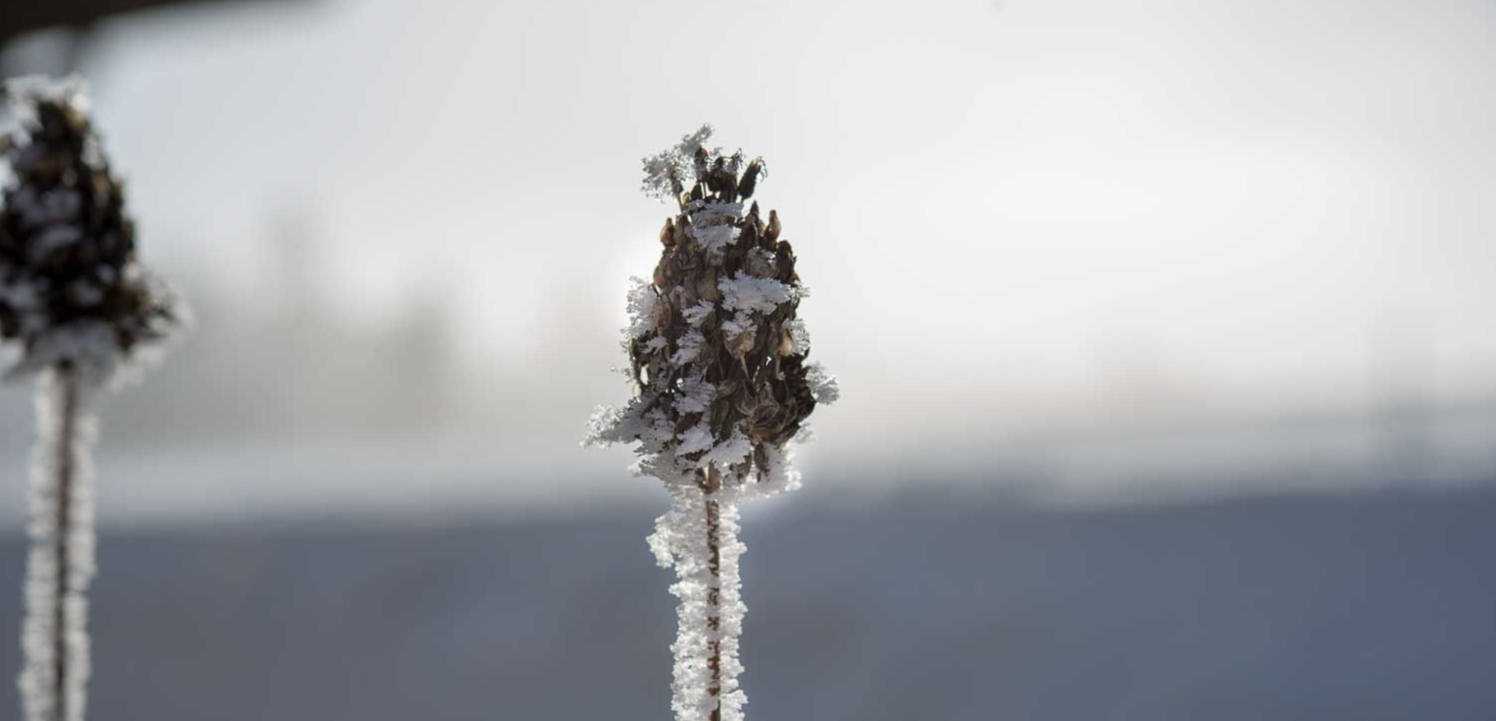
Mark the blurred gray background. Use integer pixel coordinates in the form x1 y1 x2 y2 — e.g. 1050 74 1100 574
0 0 1494 719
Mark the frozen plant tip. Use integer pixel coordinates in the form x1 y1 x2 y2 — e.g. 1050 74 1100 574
1 76 184 721
587 125 837 721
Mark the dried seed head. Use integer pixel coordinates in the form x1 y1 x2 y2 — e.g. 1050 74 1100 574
0 76 183 383
588 126 837 496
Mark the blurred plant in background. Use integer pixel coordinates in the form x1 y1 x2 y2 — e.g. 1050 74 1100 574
587 125 837 721
0 75 182 721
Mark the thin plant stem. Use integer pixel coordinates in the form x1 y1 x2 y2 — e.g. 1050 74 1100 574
20 362 90 721
50 362 78 721
699 465 724 721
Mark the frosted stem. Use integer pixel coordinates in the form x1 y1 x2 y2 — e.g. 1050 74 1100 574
652 466 747 721
51 367 74 721
19 364 96 721
701 469 723 721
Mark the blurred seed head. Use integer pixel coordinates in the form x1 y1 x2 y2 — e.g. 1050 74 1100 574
0 76 183 382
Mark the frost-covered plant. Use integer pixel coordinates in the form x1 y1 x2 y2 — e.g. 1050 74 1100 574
587 125 837 721
0 76 183 721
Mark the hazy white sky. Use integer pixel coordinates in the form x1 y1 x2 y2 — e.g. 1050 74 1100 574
14 0 1493 461
0 0 1493 524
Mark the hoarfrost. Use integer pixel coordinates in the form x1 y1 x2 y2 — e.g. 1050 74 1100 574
688 223 740 253
792 425 816 444
4 323 118 386
719 272 791 314
2 75 89 138
583 405 629 448
686 200 744 224
624 277 660 339
674 375 715 415
750 444 803 498
806 362 840 405
671 329 706 366
786 319 811 354
18 369 99 721
697 432 753 471
1 298 188 391
648 488 748 721
641 124 715 201
676 422 716 456
720 311 754 344
743 247 776 280
681 301 714 327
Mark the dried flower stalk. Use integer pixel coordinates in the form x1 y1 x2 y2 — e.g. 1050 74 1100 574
588 125 838 721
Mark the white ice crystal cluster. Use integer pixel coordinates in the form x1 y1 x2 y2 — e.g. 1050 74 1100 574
640 124 721 202
588 126 836 721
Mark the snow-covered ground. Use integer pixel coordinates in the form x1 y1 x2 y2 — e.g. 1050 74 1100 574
0 483 1491 721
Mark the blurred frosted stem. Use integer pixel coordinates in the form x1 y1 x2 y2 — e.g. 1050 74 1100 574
19 362 96 721
699 466 724 721
51 365 76 721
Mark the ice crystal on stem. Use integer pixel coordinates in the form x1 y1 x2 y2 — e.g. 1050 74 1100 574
587 125 836 721
1 76 184 721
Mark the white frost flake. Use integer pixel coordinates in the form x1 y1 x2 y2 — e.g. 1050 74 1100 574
719 272 791 314
641 124 715 201
686 200 744 223
624 277 660 340
675 422 716 456
698 431 753 471
720 311 754 343
674 375 715 416
671 329 705 365
786 319 811 354
806 361 840 405
688 223 740 253
681 301 714 327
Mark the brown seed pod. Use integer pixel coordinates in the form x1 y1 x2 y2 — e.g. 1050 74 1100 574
736 158 764 199
660 218 676 247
